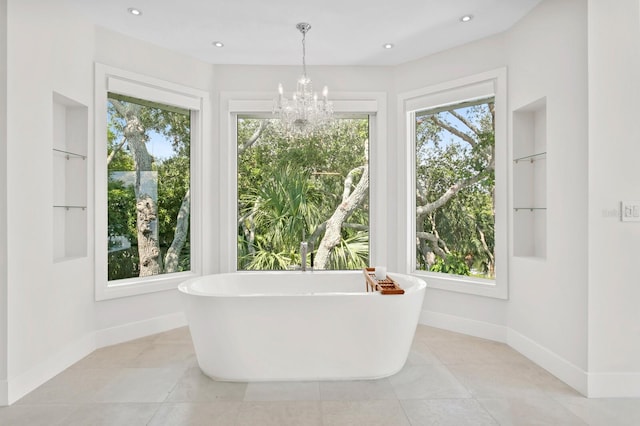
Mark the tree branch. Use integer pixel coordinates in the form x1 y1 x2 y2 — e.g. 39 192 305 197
164 190 190 273
342 223 368 231
109 99 128 117
107 136 127 167
416 171 489 218
309 221 327 247
416 231 449 258
476 225 494 264
238 120 269 155
449 110 480 136
430 115 476 147
314 164 369 269
342 166 365 202
308 221 366 248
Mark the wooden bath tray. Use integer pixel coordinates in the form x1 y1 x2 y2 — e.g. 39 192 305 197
363 268 405 295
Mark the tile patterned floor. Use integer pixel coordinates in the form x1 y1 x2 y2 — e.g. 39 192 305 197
1 325 639 425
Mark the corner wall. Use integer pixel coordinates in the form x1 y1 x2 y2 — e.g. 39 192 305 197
5 0 96 403
393 34 510 339
93 26 216 334
3 4 216 404
393 0 589 394
505 0 589 393
587 0 640 397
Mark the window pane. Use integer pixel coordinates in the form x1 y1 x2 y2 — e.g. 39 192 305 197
107 93 191 281
415 98 495 279
237 117 369 270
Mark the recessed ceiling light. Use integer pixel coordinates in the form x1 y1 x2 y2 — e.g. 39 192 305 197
128 7 142 16
460 15 473 22
383 43 394 49
212 41 224 48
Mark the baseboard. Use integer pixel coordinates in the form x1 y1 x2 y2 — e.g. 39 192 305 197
95 311 187 349
507 327 588 396
6 332 95 405
0 379 7 406
2 311 187 406
588 372 640 398
419 309 508 343
419 309 590 397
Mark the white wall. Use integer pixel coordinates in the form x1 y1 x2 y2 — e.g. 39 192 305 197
393 34 510 337
506 0 589 392
5 0 95 403
3 4 217 404
92 27 216 333
392 0 590 394
0 0 9 405
588 0 640 397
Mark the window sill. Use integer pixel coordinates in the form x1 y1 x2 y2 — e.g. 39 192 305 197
96 271 197 301
411 270 507 299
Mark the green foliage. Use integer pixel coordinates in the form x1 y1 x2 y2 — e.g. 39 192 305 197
327 232 369 270
107 178 140 281
107 96 191 279
430 252 470 276
107 179 136 244
239 167 324 270
243 245 293 271
415 101 496 279
108 247 139 281
157 156 190 246
237 117 370 270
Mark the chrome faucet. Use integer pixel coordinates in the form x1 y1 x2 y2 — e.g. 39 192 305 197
300 241 308 271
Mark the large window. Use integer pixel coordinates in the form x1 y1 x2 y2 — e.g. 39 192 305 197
107 94 191 281
401 69 507 298
415 98 495 279
95 64 206 300
236 117 370 270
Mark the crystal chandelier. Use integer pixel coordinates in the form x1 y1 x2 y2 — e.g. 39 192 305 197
274 23 333 137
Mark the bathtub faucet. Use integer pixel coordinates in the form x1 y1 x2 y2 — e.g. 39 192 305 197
300 241 308 271
300 241 314 271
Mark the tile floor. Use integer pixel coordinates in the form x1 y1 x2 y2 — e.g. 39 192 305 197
2 325 639 425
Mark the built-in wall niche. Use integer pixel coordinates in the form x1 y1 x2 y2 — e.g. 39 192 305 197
53 92 88 262
513 97 546 259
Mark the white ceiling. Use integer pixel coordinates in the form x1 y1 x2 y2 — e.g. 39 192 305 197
63 0 542 66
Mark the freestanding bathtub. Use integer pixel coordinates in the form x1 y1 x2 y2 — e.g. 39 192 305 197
178 271 426 381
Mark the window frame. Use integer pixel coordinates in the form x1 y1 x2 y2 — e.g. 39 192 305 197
94 63 207 301
219 92 387 273
398 68 508 299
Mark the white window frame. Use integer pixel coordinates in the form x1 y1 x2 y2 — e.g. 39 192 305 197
94 63 207 301
398 68 508 299
219 92 387 273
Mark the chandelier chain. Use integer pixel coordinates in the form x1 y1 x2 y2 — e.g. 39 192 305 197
301 28 307 78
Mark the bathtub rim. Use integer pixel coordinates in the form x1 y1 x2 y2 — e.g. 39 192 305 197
178 270 426 298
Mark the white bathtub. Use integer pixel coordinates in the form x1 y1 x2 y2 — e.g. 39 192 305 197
178 271 426 381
